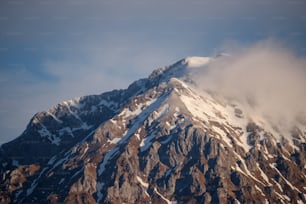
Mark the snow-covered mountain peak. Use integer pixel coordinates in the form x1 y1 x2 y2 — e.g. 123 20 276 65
183 56 211 68
147 56 213 88
1 55 306 204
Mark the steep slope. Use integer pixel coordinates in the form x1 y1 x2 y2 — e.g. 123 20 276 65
1 56 306 204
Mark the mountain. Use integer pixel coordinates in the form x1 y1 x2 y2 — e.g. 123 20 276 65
0 56 305 204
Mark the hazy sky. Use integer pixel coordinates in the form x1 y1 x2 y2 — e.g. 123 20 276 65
1 0 306 144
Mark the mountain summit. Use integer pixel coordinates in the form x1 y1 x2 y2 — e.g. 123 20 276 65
0 56 305 204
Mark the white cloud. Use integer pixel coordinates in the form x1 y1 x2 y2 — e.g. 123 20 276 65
194 39 306 132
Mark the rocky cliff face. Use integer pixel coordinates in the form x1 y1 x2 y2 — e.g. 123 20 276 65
0 57 306 204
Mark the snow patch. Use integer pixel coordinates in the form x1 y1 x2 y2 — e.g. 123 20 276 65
98 100 118 111
99 94 169 176
254 185 265 196
184 56 211 68
119 98 157 119
136 176 149 188
211 125 232 147
47 111 63 124
59 127 73 137
154 187 176 204
269 163 301 193
272 179 284 192
25 167 48 197
98 147 119 175
140 131 156 152
108 137 122 144
38 124 61 145
81 122 92 130
233 152 266 186
152 103 170 120
178 82 252 151
80 143 89 158
135 133 140 140
256 163 271 185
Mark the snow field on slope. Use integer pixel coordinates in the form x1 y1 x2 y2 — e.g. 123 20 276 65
184 56 211 68
177 80 251 152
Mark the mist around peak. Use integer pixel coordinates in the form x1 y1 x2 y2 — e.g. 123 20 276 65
193 39 306 132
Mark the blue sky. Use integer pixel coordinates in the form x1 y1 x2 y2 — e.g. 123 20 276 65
1 0 306 144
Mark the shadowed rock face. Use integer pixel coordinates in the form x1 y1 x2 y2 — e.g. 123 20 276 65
1 57 306 204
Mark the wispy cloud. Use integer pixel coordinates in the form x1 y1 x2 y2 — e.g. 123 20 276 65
194 39 306 132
